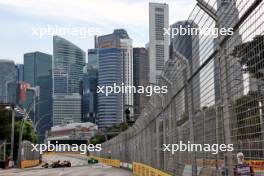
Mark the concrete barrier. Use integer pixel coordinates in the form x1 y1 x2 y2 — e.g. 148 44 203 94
133 162 171 176
92 157 172 176
20 160 40 169
93 157 120 168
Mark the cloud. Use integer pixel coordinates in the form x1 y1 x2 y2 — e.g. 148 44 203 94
0 0 196 63
0 0 148 28
0 0 195 43
0 0 195 27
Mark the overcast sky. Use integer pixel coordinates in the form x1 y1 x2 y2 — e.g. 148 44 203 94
0 0 196 64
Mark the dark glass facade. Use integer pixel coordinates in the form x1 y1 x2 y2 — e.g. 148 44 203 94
82 64 97 123
170 20 201 112
133 48 149 119
15 64 24 83
88 49 99 68
23 51 52 142
0 60 16 104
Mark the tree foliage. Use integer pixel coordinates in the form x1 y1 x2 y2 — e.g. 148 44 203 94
90 123 129 145
90 133 106 145
232 35 264 80
0 106 37 143
0 106 37 160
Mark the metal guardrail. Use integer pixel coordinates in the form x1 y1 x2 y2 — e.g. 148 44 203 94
18 141 40 168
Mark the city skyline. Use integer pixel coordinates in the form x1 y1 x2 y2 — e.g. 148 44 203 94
0 0 195 64
0 0 263 175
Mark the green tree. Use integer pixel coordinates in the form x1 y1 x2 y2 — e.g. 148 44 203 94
90 123 129 145
15 120 37 143
90 133 106 145
0 107 13 140
0 106 37 160
232 35 264 80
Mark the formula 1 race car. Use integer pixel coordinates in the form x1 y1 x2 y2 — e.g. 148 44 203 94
88 158 98 164
42 160 71 168
42 162 49 168
52 160 71 168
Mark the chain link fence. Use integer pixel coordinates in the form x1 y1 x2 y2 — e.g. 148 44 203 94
98 0 264 175
0 141 9 168
20 140 40 161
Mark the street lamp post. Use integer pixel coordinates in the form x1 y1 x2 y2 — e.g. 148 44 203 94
10 105 15 167
32 113 52 132
3 104 15 167
202 107 207 167
17 92 43 165
2 74 16 165
27 86 40 125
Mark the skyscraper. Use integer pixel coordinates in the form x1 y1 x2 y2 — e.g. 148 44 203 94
97 48 123 128
23 51 52 142
53 36 85 126
149 2 169 84
15 64 24 83
82 64 97 123
88 49 99 68
53 35 85 94
97 29 130 48
80 48 99 124
133 48 149 118
0 59 16 104
97 29 133 128
120 38 134 115
170 20 200 111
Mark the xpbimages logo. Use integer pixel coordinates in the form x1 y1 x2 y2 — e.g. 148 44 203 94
31 25 103 38
97 83 168 96
31 141 102 154
163 141 234 154
164 26 234 38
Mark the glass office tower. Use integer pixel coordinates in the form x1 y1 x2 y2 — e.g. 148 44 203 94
0 59 16 104
53 35 85 94
53 36 85 126
23 51 52 142
97 48 123 128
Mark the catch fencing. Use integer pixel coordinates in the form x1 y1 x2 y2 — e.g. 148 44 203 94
19 140 40 168
98 0 264 175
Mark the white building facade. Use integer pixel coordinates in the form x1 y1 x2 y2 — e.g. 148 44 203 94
149 3 169 84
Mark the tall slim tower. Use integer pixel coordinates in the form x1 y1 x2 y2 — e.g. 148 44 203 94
82 64 98 123
133 48 149 118
97 29 133 128
149 3 169 84
97 48 124 128
15 64 24 83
